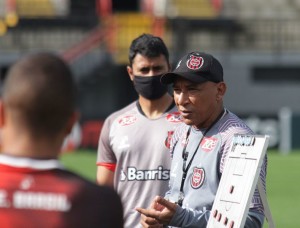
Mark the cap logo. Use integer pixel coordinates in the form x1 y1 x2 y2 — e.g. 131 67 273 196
186 55 204 70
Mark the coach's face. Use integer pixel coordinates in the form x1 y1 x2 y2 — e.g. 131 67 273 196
173 77 226 129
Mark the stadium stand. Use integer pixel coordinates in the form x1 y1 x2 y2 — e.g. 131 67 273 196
167 0 218 18
1 0 300 150
16 0 55 18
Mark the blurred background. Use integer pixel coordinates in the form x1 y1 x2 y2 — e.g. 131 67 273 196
0 0 300 153
1 1 300 227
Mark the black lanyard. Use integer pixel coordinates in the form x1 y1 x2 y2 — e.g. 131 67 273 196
177 109 226 207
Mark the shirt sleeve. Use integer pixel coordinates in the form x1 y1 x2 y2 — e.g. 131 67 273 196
96 116 117 166
169 207 263 227
169 206 210 227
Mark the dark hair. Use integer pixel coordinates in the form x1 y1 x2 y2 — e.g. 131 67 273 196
128 34 169 66
3 52 76 138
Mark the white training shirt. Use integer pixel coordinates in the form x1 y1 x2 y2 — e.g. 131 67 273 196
97 101 182 228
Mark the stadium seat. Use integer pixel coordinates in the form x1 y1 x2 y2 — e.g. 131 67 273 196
167 0 218 19
16 0 55 18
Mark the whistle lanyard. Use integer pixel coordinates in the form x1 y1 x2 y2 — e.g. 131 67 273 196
177 109 226 207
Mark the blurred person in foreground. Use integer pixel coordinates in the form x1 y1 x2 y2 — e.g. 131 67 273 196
0 52 123 228
97 34 182 227
136 51 267 227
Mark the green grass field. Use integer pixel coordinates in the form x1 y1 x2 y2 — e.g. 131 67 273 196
61 149 300 228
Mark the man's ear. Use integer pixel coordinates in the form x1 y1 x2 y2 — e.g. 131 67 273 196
127 65 134 81
216 82 227 101
0 100 5 128
65 111 79 135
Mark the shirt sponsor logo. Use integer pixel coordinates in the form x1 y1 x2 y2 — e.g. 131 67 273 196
200 137 218 152
118 115 137 126
190 167 205 189
120 166 170 181
166 112 182 123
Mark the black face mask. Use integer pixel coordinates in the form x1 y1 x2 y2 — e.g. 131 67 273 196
133 74 168 100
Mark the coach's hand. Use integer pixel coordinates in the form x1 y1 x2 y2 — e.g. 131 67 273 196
136 196 178 227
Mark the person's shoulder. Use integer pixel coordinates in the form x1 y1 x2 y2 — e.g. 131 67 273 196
219 110 253 134
105 101 137 122
115 101 137 115
53 168 94 184
58 169 124 227
175 122 189 132
57 169 119 197
172 122 189 141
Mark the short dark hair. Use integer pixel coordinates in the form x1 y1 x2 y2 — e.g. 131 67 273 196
128 34 169 66
3 52 76 138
